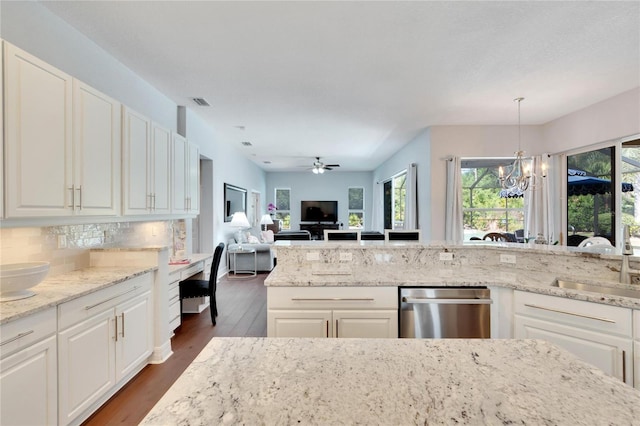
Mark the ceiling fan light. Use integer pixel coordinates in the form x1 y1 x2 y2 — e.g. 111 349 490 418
319 167 325 174
312 167 319 174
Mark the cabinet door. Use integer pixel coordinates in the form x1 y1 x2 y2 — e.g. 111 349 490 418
151 123 171 214
122 107 151 215
267 310 332 337
58 309 116 425
0 335 57 426
515 315 633 384
171 133 187 213
333 310 398 338
115 291 153 381
73 80 121 215
187 141 200 213
4 42 73 217
635 341 639 390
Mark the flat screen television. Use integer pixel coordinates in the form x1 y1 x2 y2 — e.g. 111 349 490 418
301 200 338 222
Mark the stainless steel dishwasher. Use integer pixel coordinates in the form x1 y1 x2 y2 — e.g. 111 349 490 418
399 287 492 338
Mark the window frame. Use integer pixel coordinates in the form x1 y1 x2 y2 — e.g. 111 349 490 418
347 186 365 229
274 187 291 230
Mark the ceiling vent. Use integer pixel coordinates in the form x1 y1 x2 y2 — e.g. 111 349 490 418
241 141 252 147
192 97 210 107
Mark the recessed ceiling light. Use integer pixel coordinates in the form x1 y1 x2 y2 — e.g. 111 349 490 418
241 141 252 146
192 97 210 106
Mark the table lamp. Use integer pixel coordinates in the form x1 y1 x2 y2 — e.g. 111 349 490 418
230 212 251 247
260 214 274 231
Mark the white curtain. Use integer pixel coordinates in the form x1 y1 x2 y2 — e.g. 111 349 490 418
404 163 418 229
445 157 463 243
525 154 555 243
371 180 384 232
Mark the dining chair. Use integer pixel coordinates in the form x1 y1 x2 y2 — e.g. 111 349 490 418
483 232 508 242
179 242 225 325
324 230 361 241
384 229 421 242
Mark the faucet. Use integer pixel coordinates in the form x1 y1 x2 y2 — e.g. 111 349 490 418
620 225 640 283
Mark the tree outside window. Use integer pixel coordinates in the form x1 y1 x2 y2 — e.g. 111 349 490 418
348 187 364 229
275 188 291 230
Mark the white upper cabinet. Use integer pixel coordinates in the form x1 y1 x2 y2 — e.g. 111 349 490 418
73 80 121 215
122 107 172 215
4 42 73 217
4 42 121 218
151 123 171 214
171 134 199 214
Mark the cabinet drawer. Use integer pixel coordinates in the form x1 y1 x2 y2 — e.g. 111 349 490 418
0 308 56 358
514 291 632 337
58 273 152 330
169 300 181 331
268 286 397 310
634 310 639 340
168 284 180 303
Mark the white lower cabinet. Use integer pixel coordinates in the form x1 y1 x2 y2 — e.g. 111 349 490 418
168 274 181 332
1 309 57 426
267 287 398 338
514 290 633 385
58 273 152 425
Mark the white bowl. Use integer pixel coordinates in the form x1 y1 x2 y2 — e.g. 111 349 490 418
0 262 50 302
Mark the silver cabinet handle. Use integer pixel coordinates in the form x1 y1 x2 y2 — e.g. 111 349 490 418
121 313 125 338
0 330 34 346
291 298 375 302
76 185 82 210
114 316 118 342
325 320 329 338
335 319 339 338
524 303 616 323
85 286 140 310
622 350 626 384
402 297 492 305
68 185 75 209
153 194 156 210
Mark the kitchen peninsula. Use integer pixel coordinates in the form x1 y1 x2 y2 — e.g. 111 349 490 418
142 337 640 425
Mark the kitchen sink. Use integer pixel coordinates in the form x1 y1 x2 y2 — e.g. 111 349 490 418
553 279 640 299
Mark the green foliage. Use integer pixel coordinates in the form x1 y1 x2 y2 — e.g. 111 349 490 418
349 213 363 228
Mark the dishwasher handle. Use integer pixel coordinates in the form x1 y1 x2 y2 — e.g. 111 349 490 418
402 297 492 305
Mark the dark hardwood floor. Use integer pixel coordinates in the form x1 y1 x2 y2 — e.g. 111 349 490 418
82 273 268 426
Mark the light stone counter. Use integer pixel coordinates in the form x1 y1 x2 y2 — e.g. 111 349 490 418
0 266 156 324
141 337 640 425
266 242 640 309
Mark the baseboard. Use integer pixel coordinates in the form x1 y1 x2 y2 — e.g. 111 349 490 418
149 340 173 364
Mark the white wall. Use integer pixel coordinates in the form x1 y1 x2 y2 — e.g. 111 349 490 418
542 87 640 152
266 172 373 230
373 128 431 238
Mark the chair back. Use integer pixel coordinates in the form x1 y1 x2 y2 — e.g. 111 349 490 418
361 231 385 240
385 229 421 242
483 232 508 242
324 230 361 241
274 231 312 241
208 243 225 295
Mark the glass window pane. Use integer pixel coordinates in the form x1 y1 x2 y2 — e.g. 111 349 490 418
348 212 363 229
275 212 290 230
622 139 640 251
348 187 364 210
567 147 615 246
275 189 290 211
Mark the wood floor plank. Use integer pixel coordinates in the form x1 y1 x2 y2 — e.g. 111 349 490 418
81 273 268 426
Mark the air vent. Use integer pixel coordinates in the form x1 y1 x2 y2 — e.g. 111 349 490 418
241 141 252 147
192 97 210 106
263 161 272 164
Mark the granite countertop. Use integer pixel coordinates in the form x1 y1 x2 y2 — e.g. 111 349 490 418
0 266 156 324
141 337 640 425
266 263 640 309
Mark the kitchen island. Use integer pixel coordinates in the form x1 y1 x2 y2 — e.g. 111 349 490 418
141 337 640 425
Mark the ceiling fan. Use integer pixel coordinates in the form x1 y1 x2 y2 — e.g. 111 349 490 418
311 157 340 174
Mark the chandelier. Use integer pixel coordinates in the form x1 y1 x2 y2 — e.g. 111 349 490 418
499 97 533 193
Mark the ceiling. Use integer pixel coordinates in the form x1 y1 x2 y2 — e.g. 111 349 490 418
39 1 640 172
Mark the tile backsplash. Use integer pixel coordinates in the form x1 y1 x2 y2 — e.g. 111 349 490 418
0 220 180 276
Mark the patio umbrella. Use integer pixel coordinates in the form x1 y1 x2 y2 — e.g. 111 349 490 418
568 175 634 196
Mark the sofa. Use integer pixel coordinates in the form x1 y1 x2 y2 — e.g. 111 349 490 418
227 228 275 272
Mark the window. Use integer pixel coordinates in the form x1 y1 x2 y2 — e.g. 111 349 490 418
275 188 291 230
383 172 406 229
461 159 524 241
621 139 640 250
566 147 616 246
348 187 364 229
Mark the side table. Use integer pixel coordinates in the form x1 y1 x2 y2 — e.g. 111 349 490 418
228 247 257 278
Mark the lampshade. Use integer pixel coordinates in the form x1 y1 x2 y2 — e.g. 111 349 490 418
230 212 250 228
260 214 274 225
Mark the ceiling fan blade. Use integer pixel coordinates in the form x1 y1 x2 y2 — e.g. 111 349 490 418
324 167 333 171
325 164 340 168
